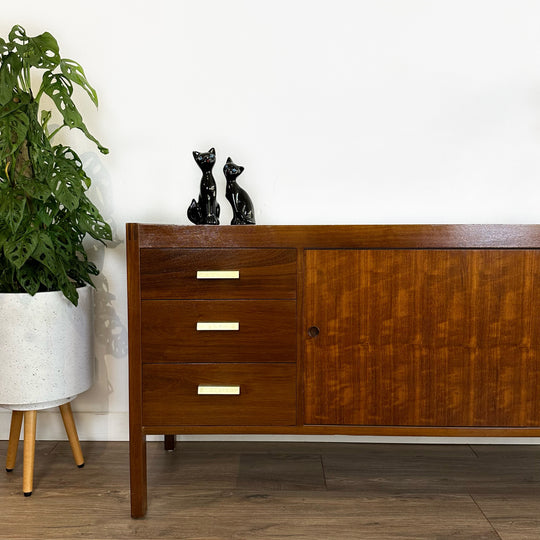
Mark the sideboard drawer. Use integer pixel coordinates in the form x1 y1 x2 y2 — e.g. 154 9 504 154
140 248 297 299
142 363 297 426
141 300 296 363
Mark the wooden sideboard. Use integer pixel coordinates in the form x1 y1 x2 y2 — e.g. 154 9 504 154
126 224 540 517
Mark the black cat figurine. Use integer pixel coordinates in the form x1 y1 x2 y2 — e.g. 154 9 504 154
187 147 220 225
223 157 255 225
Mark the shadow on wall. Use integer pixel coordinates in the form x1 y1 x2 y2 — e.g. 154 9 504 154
81 150 127 361
74 151 128 431
93 268 128 359
75 239 127 427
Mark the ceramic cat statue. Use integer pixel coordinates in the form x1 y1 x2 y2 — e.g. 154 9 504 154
187 147 220 225
223 157 256 225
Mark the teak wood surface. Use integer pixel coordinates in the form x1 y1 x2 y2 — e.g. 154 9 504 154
304 249 540 427
141 299 297 363
142 363 297 426
140 248 297 299
126 223 540 518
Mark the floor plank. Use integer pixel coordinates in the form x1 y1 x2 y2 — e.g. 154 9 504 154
0 440 538 539
470 495 540 540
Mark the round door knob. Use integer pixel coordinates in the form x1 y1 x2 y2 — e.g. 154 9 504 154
308 326 320 338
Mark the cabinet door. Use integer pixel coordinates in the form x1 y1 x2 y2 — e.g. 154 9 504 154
304 250 540 427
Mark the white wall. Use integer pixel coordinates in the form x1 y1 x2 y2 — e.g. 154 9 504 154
1 0 539 442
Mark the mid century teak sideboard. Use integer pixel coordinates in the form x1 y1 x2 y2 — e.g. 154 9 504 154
126 224 540 517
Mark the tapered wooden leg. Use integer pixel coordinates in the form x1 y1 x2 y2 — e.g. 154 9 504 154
6 410 23 472
164 434 176 451
59 403 84 467
130 432 147 518
23 410 37 496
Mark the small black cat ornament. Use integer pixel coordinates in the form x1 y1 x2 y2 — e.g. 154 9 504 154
223 157 256 225
187 148 220 225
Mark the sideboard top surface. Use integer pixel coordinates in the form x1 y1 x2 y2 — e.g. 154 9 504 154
127 224 540 249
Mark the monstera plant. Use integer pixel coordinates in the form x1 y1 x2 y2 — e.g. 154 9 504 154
0 24 111 305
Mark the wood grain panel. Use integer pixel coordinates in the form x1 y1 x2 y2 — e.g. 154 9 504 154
304 249 540 427
142 363 296 426
142 425 540 436
125 223 148 517
141 300 296 363
140 248 296 299
133 224 540 249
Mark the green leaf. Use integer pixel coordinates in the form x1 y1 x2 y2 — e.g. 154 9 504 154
0 191 26 233
78 197 112 241
55 144 84 168
86 259 99 276
38 267 57 290
50 229 73 261
41 70 108 154
36 201 57 228
57 269 78 306
29 145 54 182
60 59 98 106
0 37 9 56
0 108 29 161
8 25 29 47
49 171 79 211
40 109 52 133
46 145 88 211
25 31 60 70
7 26 60 70
32 231 57 272
0 226 9 250
17 176 50 201
0 92 30 119
4 229 39 269
25 100 51 154
58 146 91 188
0 53 22 105
16 265 40 295
65 254 95 288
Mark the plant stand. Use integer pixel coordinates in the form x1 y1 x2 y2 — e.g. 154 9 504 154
5 402 84 496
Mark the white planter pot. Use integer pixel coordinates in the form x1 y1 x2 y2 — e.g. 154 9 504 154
0 285 94 411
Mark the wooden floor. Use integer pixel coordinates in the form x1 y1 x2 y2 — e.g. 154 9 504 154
1 440 539 539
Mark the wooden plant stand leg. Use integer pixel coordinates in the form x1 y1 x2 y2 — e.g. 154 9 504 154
164 434 176 451
23 410 37 497
59 402 84 468
6 410 23 472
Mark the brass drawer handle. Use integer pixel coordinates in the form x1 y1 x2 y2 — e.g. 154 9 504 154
196 270 240 279
196 322 240 331
198 385 241 395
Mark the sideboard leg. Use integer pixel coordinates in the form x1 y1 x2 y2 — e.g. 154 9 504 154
164 435 176 452
129 432 147 518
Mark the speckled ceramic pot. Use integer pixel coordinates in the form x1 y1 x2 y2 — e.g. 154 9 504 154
0 286 94 411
